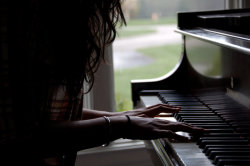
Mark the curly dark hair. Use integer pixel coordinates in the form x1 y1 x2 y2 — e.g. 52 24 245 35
30 0 126 95
10 0 126 123
84 0 126 93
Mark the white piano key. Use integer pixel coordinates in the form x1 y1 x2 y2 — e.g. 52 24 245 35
171 142 213 166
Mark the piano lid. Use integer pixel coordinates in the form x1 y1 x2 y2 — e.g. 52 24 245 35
177 8 250 31
197 12 250 35
176 8 250 55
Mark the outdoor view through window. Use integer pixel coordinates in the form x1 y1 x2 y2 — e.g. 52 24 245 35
113 0 224 112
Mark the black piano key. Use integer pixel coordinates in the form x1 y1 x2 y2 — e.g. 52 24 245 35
232 125 250 130
198 137 245 145
210 105 244 110
202 133 244 137
202 128 235 133
222 115 250 119
217 113 250 118
213 156 250 165
200 133 249 142
159 92 192 97
168 102 204 106
181 111 212 115
162 98 198 102
179 116 221 121
230 121 250 125
199 97 228 101
200 96 230 100
214 112 250 116
179 115 220 118
191 132 240 141
220 113 250 117
183 119 225 123
203 145 250 153
197 92 226 96
176 114 216 119
236 128 250 134
158 89 250 166
208 151 250 160
206 147 250 156
178 117 217 121
191 125 230 129
205 100 237 105
223 165 250 166
178 104 207 107
179 109 213 112
209 103 244 107
178 111 214 114
216 159 250 166
179 116 218 118
181 117 222 120
175 113 216 120
190 123 228 126
199 140 249 148
214 110 250 114
178 109 211 112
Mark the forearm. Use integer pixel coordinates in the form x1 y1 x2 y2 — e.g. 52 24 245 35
38 116 128 154
81 108 122 120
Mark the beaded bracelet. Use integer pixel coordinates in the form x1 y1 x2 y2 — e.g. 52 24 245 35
125 115 131 125
103 116 111 146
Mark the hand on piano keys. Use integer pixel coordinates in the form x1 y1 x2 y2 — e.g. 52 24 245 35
123 115 207 142
124 103 181 117
155 116 208 142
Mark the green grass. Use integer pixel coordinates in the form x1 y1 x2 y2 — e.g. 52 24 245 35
117 28 156 38
125 17 177 26
114 44 182 112
116 17 177 39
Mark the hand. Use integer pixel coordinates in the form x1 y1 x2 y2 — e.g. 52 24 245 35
122 116 206 141
122 104 181 118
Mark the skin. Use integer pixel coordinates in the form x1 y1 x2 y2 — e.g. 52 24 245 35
81 104 182 119
5 104 202 166
38 104 206 155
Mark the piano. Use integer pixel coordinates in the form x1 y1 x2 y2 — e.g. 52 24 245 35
131 8 250 166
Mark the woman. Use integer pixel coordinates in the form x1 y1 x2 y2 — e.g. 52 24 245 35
0 0 205 165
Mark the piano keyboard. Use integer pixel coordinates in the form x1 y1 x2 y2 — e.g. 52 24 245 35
157 88 250 166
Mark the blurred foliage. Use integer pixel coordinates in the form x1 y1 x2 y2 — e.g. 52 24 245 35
115 44 182 112
122 0 224 19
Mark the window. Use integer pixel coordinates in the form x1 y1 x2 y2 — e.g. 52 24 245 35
113 0 224 112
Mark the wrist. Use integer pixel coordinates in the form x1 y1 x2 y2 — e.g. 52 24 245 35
109 116 130 140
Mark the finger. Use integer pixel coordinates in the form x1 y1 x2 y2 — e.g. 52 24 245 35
146 104 163 109
147 104 181 114
147 104 181 110
181 122 209 133
164 122 207 133
160 130 189 142
138 114 148 117
182 122 196 127
161 104 181 109
158 105 181 113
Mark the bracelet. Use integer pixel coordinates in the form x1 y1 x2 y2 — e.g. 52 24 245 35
103 116 111 146
125 115 131 125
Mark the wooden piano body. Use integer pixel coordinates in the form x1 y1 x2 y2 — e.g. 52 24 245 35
131 9 250 166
